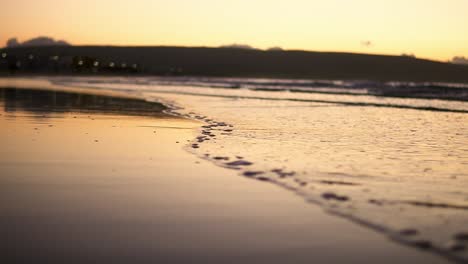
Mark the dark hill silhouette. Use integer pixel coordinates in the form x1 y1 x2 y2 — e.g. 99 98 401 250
1 45 468 83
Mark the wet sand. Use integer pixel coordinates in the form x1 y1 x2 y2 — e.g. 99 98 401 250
0 87 449 263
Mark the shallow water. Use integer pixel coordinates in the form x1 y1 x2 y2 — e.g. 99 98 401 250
0 86 448 264
2 77 468 262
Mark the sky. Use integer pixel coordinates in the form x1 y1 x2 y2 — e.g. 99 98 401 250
1 0 467 61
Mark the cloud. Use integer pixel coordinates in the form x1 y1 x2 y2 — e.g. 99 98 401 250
267 46 283 51
6 36 70 48
451 56 468 65
219 44 256 50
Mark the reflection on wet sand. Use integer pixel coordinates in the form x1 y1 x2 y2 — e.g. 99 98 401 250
0 88 168 118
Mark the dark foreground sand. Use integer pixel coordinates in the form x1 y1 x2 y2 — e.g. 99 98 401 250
0 87 448 263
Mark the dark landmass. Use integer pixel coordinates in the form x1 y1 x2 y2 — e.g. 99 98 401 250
1 46 468 83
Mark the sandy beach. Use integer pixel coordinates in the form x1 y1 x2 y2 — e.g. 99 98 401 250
0 84 451 263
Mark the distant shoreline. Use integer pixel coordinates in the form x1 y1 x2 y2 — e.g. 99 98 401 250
1 46 468 84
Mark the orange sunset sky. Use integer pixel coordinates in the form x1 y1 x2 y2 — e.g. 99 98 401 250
1 0 467 61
